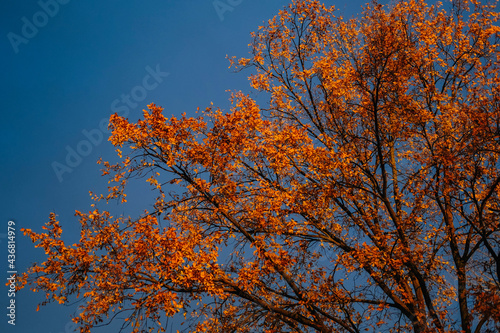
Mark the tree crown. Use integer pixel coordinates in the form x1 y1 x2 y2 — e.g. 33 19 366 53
20 0 500 332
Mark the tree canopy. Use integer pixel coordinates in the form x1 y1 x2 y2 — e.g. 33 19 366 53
20 0 500 332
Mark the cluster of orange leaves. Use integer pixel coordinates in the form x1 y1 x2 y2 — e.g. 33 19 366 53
18 0 500 332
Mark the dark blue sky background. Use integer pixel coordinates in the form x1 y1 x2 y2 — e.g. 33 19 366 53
1 1 366 332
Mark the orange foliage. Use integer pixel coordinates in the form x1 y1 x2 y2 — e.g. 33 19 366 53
19 0 500 332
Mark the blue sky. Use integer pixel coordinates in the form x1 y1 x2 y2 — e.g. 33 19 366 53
1 1 367 332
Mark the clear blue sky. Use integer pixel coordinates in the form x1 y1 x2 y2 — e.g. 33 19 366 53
1 1 367 332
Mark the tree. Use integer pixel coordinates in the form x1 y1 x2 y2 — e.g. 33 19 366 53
19 0 500 332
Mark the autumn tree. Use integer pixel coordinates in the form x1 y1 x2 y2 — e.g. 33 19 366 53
19 0 500 332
